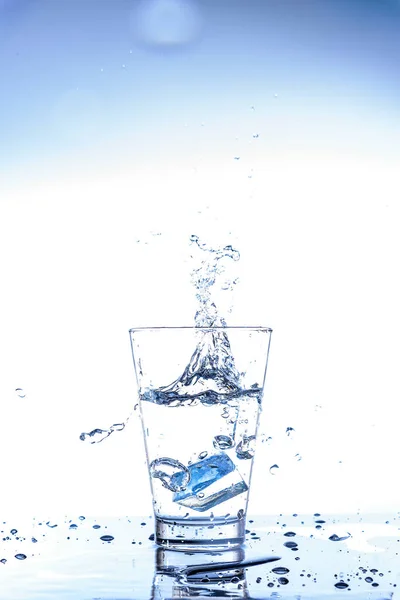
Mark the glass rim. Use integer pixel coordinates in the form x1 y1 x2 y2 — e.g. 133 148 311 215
129 325 273 333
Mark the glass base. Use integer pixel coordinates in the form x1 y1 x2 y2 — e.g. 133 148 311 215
154 515 246 551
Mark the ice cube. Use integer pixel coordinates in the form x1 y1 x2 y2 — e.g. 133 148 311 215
172 453 248 512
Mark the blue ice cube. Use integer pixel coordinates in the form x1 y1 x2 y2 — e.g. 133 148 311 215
172 453 248 512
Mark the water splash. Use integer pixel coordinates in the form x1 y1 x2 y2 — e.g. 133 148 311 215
80 421 128 444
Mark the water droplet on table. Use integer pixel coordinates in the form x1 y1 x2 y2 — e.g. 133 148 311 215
329 533 351 542
272 567 290 574
335 581 349 589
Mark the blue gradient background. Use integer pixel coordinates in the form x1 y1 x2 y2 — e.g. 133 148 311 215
0 1 399 516
1 0 399 177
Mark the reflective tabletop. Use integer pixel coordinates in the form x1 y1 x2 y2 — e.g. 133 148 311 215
1 513 399 599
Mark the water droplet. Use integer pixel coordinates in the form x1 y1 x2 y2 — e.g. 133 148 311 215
69 524 78 530
79 516 85 521
365 577 373 583
197 492 205 499
93 525 101 529
283 531 296 537
256 576 262 583
15 388 26 398
213 435 234 450
286 427 295 436
198 451 208 459
234 156 240 160
100 535 114 542
46 522 57 528
278 577 289 585
329 533 351 542
283 541 298 549
31 537 37 543
150 457 190 492
0 558 7 564
295 453 302 461
236 435 256 459
268 582 274 587
272 567 290 575
334 581 349 589
252 133 259 139
269 464 279 474
237 509 244 520
10 529 17 535
15 554 27 560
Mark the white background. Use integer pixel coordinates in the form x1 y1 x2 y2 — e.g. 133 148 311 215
1 153 399 517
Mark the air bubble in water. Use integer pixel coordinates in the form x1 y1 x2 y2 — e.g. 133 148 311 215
150 457 190 492
213 435 234 450
236 435 256 459
269 464 279 474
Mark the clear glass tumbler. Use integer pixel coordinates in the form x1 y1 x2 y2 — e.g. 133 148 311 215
130 326 272 550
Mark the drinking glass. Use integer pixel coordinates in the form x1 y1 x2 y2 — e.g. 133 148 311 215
130 326 272 550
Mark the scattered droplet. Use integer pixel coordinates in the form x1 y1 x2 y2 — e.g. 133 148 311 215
252 133 259 139
283 541 298 549
0 558 7 564
334 581 349 589
15 554 27 560
100 535 114 542
365 577 373 583
295 453 302 461
15 388 26 398
283 531 296 537
150 458 190 492
93 525 101 529
272 567 290 575
286 427 295 436
236 435 256 459
213 435 234 450
197 492 205 499
278 577 289 585
46 522 57 528
31 537 37 543
269 464 279 474
234 156 240 160
10 529 17 535
329 533 351 542
198 451 208 460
